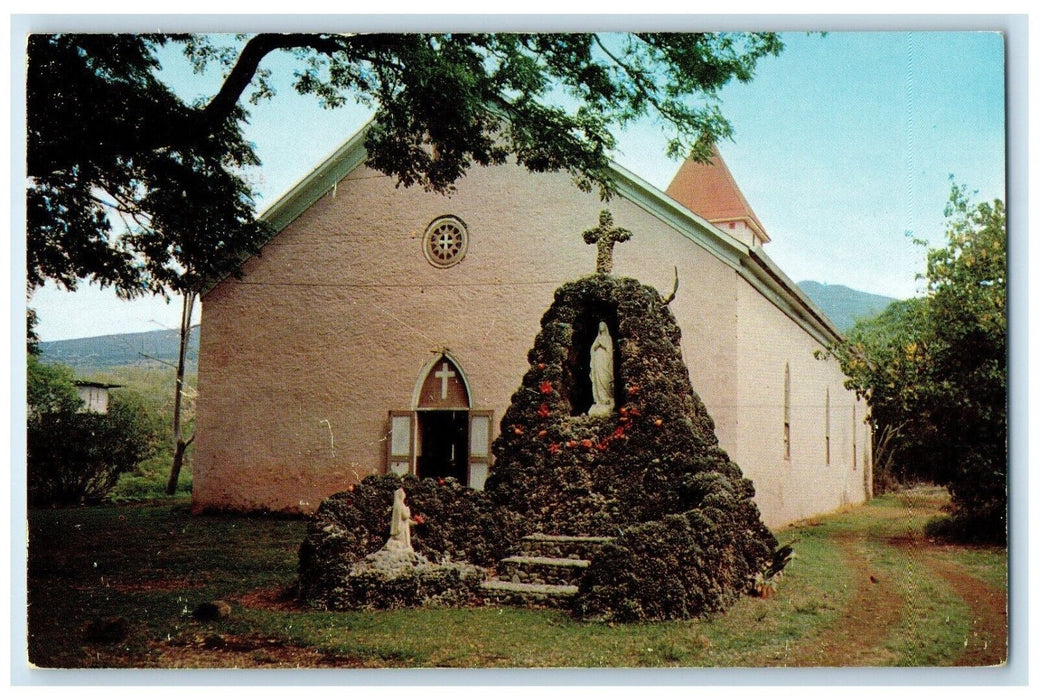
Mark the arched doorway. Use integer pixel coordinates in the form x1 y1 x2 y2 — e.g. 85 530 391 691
415 355 470 482
386 353 493 489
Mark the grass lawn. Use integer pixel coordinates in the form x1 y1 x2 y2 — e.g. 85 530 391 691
24 487 1007 669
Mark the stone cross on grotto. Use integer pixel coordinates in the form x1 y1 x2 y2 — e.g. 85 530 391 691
582 210 632 275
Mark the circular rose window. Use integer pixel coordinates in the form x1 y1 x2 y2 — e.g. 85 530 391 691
422 216 468 268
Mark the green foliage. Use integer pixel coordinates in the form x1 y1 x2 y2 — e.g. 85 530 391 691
27 390 161 506
27 355 82 415
27 34 269 297
27 33 784 502
78 366 197 500
85 364 194 417
923 187 1006 541
110 467 191 502
290 32 783 197
27 308 41 356
297 474 522 610
825 184 1006 542
826 298 932 489
27 357 185 503
28 32 784 506
27 32 782 298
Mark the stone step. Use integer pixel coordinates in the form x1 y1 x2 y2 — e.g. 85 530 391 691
498 555 590 586
519 534 615 560
478 533 615 609
479 579 578 608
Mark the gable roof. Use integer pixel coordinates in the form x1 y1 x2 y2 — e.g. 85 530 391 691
205 123 838 344
664 144 770 243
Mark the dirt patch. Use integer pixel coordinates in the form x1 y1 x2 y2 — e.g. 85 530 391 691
783 536 905 666
107 577 201 593
233 585 307 612
885 533 924 548
144 632 368 668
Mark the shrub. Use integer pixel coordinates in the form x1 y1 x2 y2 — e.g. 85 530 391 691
924 495 1007 545
942 451 1007 545
27 355 81 415
296 473 522 609
827 189 1006 542
27 391 160 506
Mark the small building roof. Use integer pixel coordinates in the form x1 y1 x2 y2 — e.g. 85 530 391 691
74 380 122 389
664 144 770 243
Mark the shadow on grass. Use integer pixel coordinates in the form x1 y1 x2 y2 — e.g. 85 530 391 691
25 487 1006 669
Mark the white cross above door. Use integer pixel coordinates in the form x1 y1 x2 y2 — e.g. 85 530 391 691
434 362 456 399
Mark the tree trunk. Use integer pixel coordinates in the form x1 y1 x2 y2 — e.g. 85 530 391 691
166 291 197 496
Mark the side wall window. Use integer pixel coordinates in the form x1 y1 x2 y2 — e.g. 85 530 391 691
783 362 791 460
825 387 831 466
852 403 858 471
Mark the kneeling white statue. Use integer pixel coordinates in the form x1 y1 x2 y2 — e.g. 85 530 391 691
384 487 417 552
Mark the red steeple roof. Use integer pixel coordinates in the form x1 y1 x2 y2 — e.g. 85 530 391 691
664 144 770 243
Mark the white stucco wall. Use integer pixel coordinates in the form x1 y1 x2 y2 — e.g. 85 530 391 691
735 276 871 526
194 158 866 522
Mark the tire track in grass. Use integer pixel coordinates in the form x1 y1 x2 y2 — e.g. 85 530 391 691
783 535 904 666
918 553 1007 666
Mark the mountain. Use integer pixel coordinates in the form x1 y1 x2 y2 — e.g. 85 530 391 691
38 326 200 373
797 281 899 333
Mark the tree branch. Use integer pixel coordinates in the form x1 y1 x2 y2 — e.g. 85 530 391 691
133 351 178 370
591 35 664 116
197 33 355 131
30 33 360 179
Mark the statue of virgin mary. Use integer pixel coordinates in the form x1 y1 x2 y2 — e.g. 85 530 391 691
588 321 615 416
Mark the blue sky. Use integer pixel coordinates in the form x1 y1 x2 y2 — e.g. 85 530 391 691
25 30 1007 342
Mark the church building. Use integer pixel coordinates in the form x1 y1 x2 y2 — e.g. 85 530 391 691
192 125 872 528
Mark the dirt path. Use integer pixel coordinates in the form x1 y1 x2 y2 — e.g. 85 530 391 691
921 551 1007 666
784 536 904 666
782 529 1007 667
170 543 1006 669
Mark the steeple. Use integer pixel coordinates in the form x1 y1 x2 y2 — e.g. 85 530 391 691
664 144 771 247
